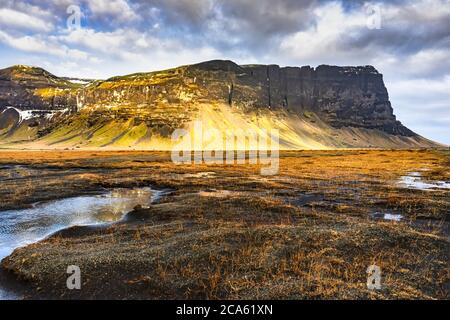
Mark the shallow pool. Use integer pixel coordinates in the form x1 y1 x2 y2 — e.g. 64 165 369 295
0 187 164 299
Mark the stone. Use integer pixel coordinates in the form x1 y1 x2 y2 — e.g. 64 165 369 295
0 60 418 144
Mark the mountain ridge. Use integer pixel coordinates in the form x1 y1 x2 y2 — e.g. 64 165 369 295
0 60 444 150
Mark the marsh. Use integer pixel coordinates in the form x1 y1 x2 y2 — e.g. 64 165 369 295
0 149 448 299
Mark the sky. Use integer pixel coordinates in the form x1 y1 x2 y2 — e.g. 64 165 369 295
0 0 449 145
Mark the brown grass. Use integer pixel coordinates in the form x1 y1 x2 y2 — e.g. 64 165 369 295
0 149 449 299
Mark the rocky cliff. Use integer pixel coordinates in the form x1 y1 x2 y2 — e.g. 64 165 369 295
0 60 439 149
187 60 412 135
0 65 79 112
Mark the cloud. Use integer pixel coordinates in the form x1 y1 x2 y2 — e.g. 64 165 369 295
0 8 54 32
68 28 145 62
87 0 139 23
131 0 214 32
59 28 132 54
57 27 220 64
279 2 369 64
214 0 317 39
389 76 450 104
375 49 450 80
385 75 450 144
0 30 89 60
338 0 450 57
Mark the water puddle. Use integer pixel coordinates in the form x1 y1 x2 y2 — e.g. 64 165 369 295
371 212 404 221
0 186 165 300
198 189 238 198
172 172 217 179
290 193 324 207
398 172 450 191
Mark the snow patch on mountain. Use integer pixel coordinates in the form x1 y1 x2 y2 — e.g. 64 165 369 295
1 107 70 124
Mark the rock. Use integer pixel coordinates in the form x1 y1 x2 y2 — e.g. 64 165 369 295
125 206 152 222
0 60 422 146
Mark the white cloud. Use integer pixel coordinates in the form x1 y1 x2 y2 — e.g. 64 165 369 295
0 31 89 60
388 76 450 102
279 2 369 64
59 28 131 53
0 8 53 32
386 76 450 144
58 27 221 69
379 49 450 79
87 0 139 22
40 60 105 79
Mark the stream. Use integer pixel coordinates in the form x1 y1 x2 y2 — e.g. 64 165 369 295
0 187 165 300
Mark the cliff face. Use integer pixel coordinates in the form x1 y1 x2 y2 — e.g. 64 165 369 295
0 60 436 149
69 60 411 135
183 61 412 135
0 65 78 113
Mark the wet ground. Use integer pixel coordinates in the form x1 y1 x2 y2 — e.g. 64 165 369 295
0 150 448 299
0 186 166 299
398 171 450 191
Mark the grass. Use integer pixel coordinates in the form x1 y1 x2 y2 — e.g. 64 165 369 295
33 88 76 98
94 67 187 90
0 149 448 299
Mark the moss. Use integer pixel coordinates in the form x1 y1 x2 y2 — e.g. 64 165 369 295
33 87 73 98
303 111 315 119
114 122 148 147
94 67 187 90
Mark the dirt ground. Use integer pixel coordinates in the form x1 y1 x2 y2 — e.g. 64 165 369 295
0 149 449 299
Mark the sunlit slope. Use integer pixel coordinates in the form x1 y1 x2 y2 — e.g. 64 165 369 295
1 103 438 150
0 62 444 150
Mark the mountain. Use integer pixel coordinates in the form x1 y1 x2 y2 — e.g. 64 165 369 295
0 60 442 149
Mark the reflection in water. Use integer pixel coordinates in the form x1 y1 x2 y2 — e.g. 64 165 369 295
398 172 450 191
0 187 162 300
371 212 403 221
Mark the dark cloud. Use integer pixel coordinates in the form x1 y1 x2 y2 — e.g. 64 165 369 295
340 9 450 54
128 0 450 62
131 0 214 32
215 0 317 38
119 0 319 52
7 0 449 58
133 0 317 34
